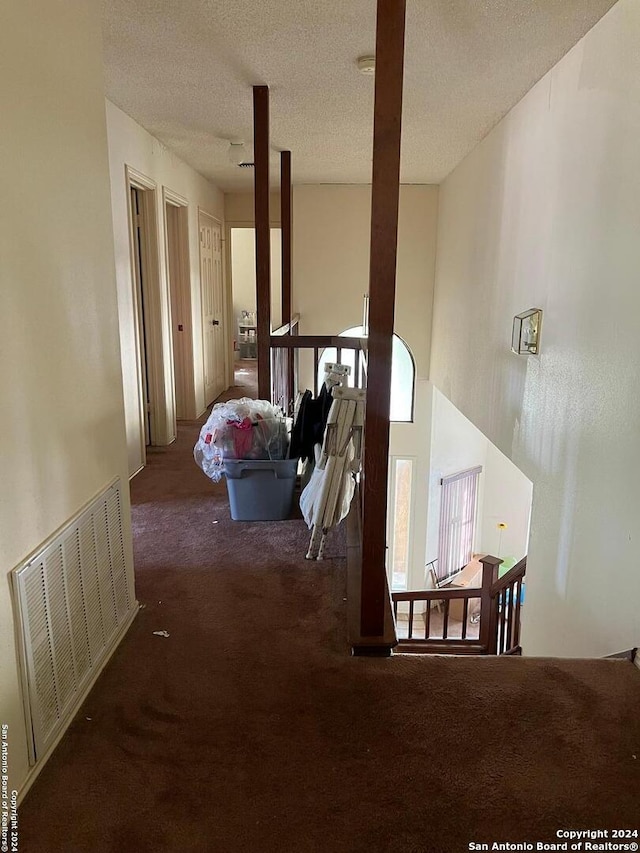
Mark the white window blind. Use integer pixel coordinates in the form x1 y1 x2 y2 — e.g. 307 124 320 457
436 466 481 583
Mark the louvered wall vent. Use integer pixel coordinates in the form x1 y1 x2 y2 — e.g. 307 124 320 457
13 479 136 763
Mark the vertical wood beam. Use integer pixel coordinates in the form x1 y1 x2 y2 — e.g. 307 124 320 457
479 556 501 654
360 0 406 637
281 150 294 411
280 151 292 329
253 85 271 400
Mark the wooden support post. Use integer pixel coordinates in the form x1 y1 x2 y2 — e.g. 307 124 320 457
360 0 406 638
479 555 502 654
280 151 292 329
253 85 271 400
281 150 294 410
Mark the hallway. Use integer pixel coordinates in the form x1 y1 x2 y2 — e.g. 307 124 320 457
17 375 640 852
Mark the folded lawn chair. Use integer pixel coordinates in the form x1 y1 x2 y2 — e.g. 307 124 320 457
300 386 366 560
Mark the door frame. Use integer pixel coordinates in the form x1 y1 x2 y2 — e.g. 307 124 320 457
199 208 228 406
225 219 282 389
126 166 174 461
386 454 418 592
163 188 196 420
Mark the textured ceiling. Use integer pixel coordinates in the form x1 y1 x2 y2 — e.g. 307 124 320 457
102 0 617 192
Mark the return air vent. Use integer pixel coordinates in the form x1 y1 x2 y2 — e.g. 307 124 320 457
13 480 136 763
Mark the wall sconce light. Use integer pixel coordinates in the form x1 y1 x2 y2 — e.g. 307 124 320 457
512 308 542 355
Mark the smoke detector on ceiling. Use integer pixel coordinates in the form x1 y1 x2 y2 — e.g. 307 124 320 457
357 55 375 76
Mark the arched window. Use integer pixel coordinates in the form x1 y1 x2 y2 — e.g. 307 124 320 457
318 325 415 422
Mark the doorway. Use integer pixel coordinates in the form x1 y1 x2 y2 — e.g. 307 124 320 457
165 192 192 420
229 227 282 363
199 210 226 407
126 166 173 465
129 184 154 448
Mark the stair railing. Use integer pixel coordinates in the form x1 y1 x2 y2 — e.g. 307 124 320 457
270 314 300 415
269 317 368 415
392 555 527 655
488 556 527 655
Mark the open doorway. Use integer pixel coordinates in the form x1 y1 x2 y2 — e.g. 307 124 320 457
199 210 226 408
126 166 174 466
229 227 282 365
128 184 154 449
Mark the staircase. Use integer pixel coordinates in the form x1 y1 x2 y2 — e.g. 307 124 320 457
392 555 527 655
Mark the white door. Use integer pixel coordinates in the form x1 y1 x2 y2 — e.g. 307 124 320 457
166 202 188 420
199 211 225 405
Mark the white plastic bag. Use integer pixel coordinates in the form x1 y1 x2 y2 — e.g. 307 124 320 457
194 398 289 482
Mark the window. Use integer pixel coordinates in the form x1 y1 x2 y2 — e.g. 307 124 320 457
387 457 414 590
317 325 415 422
436 466 482 583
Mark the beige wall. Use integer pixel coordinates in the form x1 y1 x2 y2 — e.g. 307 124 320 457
426 387 532 589
230 228 283 335
291 185 438 380
224 192 281 226
431 0 640 657
106 102 225 475
0 0 133 793
225 185 439 377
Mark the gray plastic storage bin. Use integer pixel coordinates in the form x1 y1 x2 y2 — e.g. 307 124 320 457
223 458 298 521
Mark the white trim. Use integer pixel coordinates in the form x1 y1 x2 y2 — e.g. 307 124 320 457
125 171 150 465
224 222 244 382
198 208 228 404
387 456 417 592
125 165 175 450
163 187 188 208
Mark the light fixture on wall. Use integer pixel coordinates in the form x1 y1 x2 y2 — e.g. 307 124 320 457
497 522 507 557
512 308 542 355
228 141 247 166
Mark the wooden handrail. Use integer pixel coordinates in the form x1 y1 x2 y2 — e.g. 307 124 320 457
490 556 527 596
392 587 482 602
397 641 486 656
392 554 529 655
271 314 300 337
269 324 367 417
269 334 367 350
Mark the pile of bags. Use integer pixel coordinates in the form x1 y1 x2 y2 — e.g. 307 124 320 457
194 398 290 482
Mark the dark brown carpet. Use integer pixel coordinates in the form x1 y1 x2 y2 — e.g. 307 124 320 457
19 370 640 852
